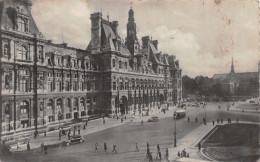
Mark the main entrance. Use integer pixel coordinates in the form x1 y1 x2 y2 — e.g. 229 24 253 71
120 96 128 115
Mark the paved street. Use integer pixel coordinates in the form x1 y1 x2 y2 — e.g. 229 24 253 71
1 102 259 162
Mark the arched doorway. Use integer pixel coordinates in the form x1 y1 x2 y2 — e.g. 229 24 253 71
159 94 164 106
120 96 128 115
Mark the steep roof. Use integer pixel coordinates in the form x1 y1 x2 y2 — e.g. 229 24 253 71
0 0 42 37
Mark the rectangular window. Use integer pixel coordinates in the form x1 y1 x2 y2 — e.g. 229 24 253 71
113 82 116 90
20 79 28 92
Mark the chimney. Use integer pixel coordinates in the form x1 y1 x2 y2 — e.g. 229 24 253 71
152 40 158 50
142 36 150 48
111 21 119 36
90 12 102 54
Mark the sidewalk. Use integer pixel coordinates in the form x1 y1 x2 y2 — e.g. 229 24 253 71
229 102 260 113
168 122 217 162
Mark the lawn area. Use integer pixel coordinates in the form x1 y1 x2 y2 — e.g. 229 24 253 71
202 123 260 162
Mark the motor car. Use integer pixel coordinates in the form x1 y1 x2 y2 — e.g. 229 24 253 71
64 135 85 146
148 116 159 122
180 103 187 108
173 110 186 119
249 100 255 103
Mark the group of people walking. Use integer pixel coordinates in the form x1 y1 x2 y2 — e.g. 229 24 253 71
177 148 189 158
146 143 169 162
94 142 117 153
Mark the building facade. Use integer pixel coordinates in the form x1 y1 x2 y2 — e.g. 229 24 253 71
213 58 259 98
0 0 182 139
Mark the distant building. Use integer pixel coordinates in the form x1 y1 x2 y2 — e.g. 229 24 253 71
0 0 182 140
213 57 259 98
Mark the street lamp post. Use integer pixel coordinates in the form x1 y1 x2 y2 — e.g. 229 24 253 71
204 102 206 125
173 113 177 147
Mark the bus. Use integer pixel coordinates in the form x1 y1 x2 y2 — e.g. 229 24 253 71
174 110 186 119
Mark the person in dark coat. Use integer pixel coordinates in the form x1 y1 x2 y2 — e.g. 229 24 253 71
198 142 201 151
44 145 48 154
27 142 30 151
188 117 190 122
104 142 107 152
195 117 198 122
41 143 44 152
177 151 181 157
165 148 169 160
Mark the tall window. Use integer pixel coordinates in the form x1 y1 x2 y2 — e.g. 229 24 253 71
47 99 53 109
65 81 70 91
47 82 53 92
80 97 84 106
112 59 115 68
17 17 27 32
113 82 116 90
57 99 62 109
73 81 77 91
57 81 62 92
19 79 28 92
17 46 29 60
20 101 29 113
119 61 121 69
3 44 9 58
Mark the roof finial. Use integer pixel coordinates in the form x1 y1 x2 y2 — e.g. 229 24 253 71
107 12 109 21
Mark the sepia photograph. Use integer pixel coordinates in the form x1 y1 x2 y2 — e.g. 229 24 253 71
0 0 259 161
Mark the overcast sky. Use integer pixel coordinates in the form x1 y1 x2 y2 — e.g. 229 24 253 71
31 0 259 77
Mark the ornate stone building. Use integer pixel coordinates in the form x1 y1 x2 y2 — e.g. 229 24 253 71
0 0 182 138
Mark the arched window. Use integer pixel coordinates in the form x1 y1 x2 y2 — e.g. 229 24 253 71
74 98 78 107
17 46 29 60
17 17 27 32
112 59 115 68
66 98 71 108
57 98 62 109
4 44 9 57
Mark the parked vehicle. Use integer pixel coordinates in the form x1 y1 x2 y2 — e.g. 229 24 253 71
148 116 159 122
249 100 255 103
174 110 186 119
64 135 85 146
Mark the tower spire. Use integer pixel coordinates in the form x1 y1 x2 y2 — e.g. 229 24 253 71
231 56 235 73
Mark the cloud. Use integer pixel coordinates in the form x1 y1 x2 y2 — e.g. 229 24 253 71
32 0 91 48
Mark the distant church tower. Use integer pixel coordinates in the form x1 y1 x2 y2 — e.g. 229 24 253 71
230 57 235 74
126 4 137 55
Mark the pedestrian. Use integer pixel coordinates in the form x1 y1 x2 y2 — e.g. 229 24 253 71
68 131 71 139
198 142 201 151
125 116 126 120
149 151 153 162
156 144 160 159
146 148 150 159
104 142 107 152
41 143 44 152
44 145 48 154
83 124 86 129
78 129 80 135
117 116 119 120
165 148 169 160
195 117 198 123
182 148 186 157
221 118 223 123
103 119 105 125
44 130 47 137
141 120 144 126
27 141 30 151
147 142 150 149
112 143 117 153
135 143 139 152
17 141 21 150
95 142 99 151
188 117 190 122
177 151 180 157
236 118 239 123
130 117 133 122
212 120 215 126
121 118 123 123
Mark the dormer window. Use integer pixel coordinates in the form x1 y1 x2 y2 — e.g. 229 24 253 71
17 17 28 32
